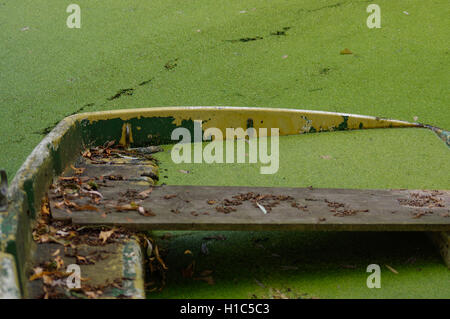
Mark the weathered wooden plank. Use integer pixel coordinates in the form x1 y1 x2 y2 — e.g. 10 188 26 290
68 158 158 183
50 185 450 231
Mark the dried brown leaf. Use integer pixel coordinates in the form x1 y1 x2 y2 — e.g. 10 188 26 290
385 264 399 274
137 188 153 199
99 229 115 244
71 165 85 175
340 48 353 55
154 245 168 270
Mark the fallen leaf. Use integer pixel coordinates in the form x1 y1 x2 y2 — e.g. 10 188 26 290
154 245 168 270
85 291 98 299
75 204 99 212
82 150 92 158
59 176 79 182
114 204 137 211
29 270 68 281
39 234 49 243
137 188 153 199
41 200 50 216
54 256 64 270
385 264 399 274
53 201 65 209
256 202 267 214
70 165 85 175
164 194 177 199
76 255 88 264
32 267 43 277
340 48 353 55
42 275 53 285
56 230 70 237
145 238 153 257
29 272 44 281
99 229 115 244
272 288 289 299
48 226 58 235
104 140 116 148
138 206 155 217
84 190 103 199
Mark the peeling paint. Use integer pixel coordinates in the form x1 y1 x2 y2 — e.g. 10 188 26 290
0 252 20 298
337 116 349 131
75 107 420 141
121 239 145 298
119 123 134 147
426 126 450 147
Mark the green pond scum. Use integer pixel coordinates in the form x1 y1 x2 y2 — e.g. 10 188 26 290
0 0 449 299
148 230 450 299
155 128 449 190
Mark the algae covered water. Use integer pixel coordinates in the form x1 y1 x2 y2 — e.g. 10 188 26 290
154 128 449 190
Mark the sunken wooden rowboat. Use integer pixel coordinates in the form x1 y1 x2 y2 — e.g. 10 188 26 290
0 107 449 298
